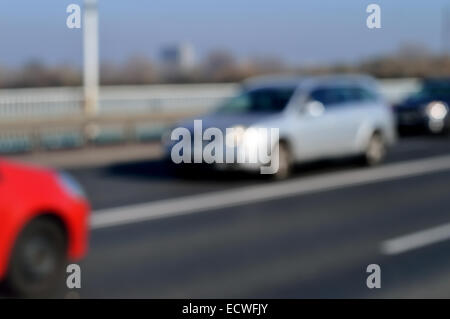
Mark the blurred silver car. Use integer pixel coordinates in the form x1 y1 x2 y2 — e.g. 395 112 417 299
164 74 397 179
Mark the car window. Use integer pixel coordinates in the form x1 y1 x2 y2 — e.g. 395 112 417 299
216 87 296 113
348 87 377 102
408 82 450 101
310 86 376 108
309 87 348 108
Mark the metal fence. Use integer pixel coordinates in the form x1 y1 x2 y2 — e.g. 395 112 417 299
0 84 238 119
0 83 238 152
0 79 420 153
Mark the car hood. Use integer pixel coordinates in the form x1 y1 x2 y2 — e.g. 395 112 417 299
395 96 450 111
0 159 53 182
175 112 279 132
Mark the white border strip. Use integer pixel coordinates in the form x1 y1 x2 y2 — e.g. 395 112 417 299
381 223 450 255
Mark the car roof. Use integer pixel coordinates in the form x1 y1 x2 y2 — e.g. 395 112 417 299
243 73 378 90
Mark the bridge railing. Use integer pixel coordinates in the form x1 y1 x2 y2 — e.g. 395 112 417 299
0 80 420 153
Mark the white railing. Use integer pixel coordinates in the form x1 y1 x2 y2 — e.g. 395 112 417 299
0 79 419 120
0 79 421 153
0 83 239 120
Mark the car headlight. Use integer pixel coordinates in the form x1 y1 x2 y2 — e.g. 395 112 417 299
225 126 246 147
57 172 86 198
426 102 448 121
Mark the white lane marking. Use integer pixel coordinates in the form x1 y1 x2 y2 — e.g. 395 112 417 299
381 223 450 255
91 154 450 230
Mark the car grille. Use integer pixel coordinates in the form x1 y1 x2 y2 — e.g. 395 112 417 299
397 108 423 123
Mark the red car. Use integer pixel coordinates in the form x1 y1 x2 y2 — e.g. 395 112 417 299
0 159 89 297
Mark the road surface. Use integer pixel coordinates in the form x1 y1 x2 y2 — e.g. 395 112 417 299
61 135 450 297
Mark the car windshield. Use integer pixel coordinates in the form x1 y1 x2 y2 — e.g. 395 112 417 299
408 82 450 101
216 87 296 114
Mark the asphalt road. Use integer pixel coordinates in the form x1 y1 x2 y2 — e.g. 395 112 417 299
67 135 450 298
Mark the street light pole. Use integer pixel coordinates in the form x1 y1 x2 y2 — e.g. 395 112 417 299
83 0 99 117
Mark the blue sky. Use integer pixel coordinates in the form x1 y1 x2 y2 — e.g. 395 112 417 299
0 0 449 67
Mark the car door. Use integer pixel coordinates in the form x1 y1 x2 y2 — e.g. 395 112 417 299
345 86 382 151
325 86 365 155
292 86 348 160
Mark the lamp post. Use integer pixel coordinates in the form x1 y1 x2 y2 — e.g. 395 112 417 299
83 0 99 117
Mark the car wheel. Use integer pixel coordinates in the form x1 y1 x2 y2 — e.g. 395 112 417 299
5 217 67 298
361 133 386 166
271 142 293 180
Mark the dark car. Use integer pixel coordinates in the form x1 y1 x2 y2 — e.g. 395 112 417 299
394 78 450 135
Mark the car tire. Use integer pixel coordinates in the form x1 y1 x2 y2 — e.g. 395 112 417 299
360 132 387 167
5 217 67 298
271 142 293 180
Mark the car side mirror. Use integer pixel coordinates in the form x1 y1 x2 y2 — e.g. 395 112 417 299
303 100 325 117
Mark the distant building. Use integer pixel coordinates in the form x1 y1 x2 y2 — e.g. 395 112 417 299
159 43 196 71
